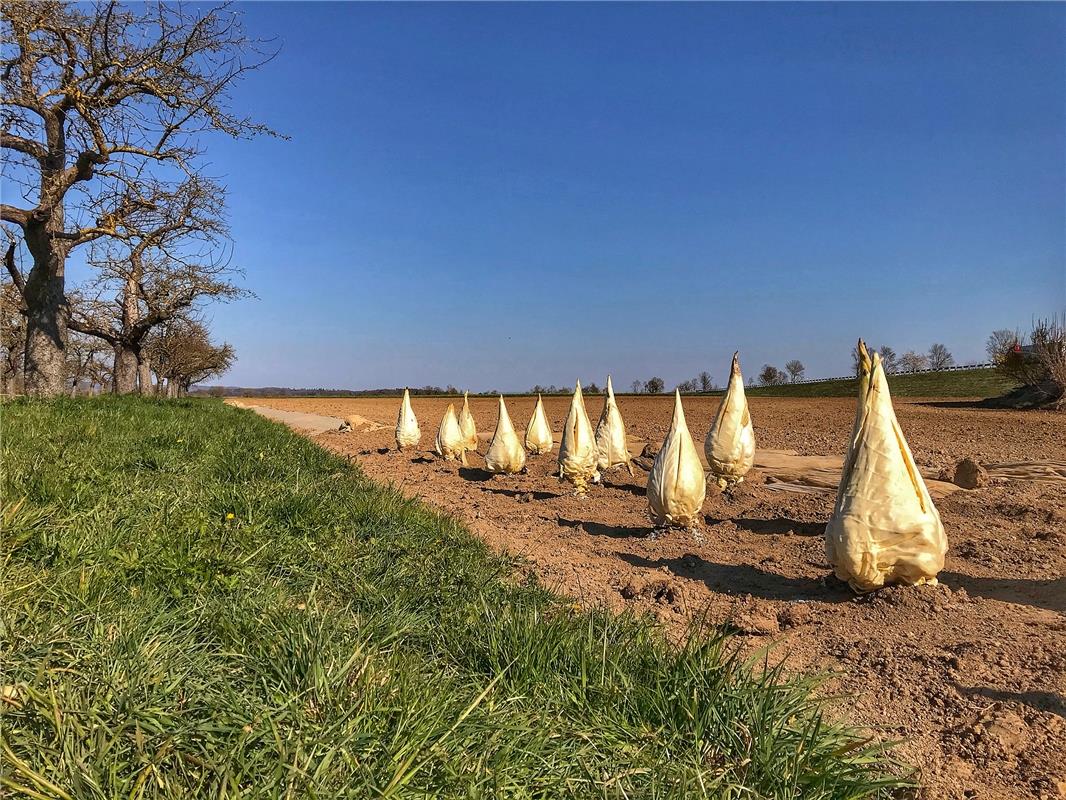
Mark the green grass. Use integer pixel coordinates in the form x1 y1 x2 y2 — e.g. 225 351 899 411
740 368 1017 398
2 398 909 798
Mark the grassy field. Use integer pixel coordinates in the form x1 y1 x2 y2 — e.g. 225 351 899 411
2 398 908 798
741 367 1017 398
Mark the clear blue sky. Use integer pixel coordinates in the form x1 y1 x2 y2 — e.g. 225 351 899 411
193 2 1064 389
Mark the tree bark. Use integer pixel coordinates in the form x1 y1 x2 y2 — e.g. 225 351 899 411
137 357 153 395
112 344 139 394
22 261 69 397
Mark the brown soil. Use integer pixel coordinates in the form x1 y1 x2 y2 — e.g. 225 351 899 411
231 394 1066 800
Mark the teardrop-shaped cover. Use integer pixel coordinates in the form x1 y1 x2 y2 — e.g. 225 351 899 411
648 390 707 528
434 403 468 464
704 352 755 481
595 376 632 474
558 381 599 492
825 353 948 592
459 391 478 452
395 388 421 450
525 394 554 455
484 395 526 474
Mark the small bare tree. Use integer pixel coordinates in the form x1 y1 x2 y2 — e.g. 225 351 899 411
630 379 642 394
784 359 805 382
65 328 109 395
698 371 713 392
643 376 665 394
878 346 898 374
144 316 234 396
1 254 26 395
927 343 954 371
758 364 787 386
899 351 928 372
67 176 244 394
1 2 276 395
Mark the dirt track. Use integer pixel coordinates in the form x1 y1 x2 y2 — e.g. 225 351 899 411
230 394 1065 800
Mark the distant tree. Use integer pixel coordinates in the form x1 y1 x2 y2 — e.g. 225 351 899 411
986 329 1020 364
899 351 929 372
630 379 642 394
144 317 234 396
851 344 864 377
585 381 600 394
65 329 109 395
928 343 954 371
1 268 26 395
784 359 805 382
698 371 713 392
758 364 788 386
531 384 544 394
878 346 898 374
992 318 1066 396
644 376 665 394
676 379 696 393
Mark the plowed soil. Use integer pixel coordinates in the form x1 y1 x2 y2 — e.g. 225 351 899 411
230 394 1066 800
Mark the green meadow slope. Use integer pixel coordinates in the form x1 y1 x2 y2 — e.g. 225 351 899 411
742 368 1016 398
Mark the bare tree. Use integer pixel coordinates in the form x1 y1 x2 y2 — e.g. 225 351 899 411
144 316 234 396
676 379 696 393
927 343 954 371
878 346 898 374
986 329 1020 364
784 359 805 382
698 371 713 392
643 376 664 394
759 364 787 386
67 177 243 394
630 379 642 394
899 351 929 372
1 2 277 395
1 254 26 395
65 328 109 395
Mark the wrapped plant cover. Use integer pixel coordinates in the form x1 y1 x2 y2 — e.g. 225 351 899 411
434 403 468 464
395 388 421 450
648 390 706 528
595 376 633 474
525 394 554 455
825 352 948 592
558 381 600 493
485 395 526 474
705 352 755 485
459 392 478 452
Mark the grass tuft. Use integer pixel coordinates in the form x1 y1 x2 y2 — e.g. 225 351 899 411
2 397 911 798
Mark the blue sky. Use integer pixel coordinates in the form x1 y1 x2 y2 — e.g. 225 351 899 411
179 2 1064 389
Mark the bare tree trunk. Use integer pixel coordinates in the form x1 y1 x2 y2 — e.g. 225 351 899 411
112 344 138 394
22 264 69 397
137 356 152 395
166 378 177 398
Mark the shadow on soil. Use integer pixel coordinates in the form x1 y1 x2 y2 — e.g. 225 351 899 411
599 478 648 498
485 487 561 501
458 467 495 482
556 518 650 538
940 573 1066 613
955 685 1066 719
706 516 827 537
619 553 851 603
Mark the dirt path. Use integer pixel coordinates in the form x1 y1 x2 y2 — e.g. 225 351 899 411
232 394 1066 800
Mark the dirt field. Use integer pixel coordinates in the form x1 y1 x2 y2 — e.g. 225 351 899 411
230 394 1065 800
